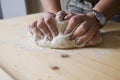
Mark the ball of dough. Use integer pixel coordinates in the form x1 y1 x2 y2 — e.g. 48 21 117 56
30 17 102 49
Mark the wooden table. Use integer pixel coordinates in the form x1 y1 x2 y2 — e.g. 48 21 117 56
0 13 120 80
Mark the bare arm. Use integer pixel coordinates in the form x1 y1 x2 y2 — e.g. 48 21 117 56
40 0 61 13
93 0 120 20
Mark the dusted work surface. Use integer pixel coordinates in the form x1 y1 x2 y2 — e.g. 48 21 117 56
0 13 120 80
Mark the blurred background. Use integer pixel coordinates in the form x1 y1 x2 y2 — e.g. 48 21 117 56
0 0 67 19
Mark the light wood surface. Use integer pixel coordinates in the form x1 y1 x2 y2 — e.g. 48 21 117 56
0 13 120 80
0 68 13 80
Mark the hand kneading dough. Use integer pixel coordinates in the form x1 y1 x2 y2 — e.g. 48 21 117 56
30 17 102 49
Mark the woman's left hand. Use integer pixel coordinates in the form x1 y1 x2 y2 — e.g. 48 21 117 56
64 12 102 46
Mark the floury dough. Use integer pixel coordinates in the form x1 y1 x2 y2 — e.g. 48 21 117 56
30 17 102 49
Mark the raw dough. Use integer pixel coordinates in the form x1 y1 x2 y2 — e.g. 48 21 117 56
30 16 102 49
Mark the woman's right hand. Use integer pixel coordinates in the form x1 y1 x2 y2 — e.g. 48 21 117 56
29 12 57 41
29 11 67 41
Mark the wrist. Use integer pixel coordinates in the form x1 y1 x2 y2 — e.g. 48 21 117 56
86 13 102 28
87 10 107 27
87 13 98 22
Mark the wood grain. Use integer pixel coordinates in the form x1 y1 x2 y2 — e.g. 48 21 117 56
0 13 120 80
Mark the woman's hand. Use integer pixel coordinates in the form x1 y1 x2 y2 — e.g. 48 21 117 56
64 13 102 46
29 12 57 41
29 11 102 47
29 11 67 41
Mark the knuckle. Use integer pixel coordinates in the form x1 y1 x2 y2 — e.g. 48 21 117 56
69 12 74 15
81 26 87 32
61 11 66 15
57 11 65 15
65 26 72 32
79 25 88 33
70 17 77 23
74 31 79 36
57 11 63 15
68 13 74 17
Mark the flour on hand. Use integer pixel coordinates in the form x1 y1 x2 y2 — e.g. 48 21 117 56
29 16 102 49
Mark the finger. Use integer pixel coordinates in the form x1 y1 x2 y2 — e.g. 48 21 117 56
37 18 53 40
29 26 34 35
44 15 58 37
56 11 67 21
36 27 44 39
29 21 44 39
70 21 90 40
86 31 102 46
75 25 98 45
29 21 37 35
64 12 75 20
64 14 85 34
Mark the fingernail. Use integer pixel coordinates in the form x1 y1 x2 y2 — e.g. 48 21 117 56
64 30 68 35
75 39 81 45
64 16 68 20
48 36 52 41
54 31 58 37
56 15 62 21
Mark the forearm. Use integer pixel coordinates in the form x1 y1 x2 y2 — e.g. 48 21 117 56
93 0 120 20
40 0 61 13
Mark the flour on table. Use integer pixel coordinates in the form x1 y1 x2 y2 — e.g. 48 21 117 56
29 16 102 49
